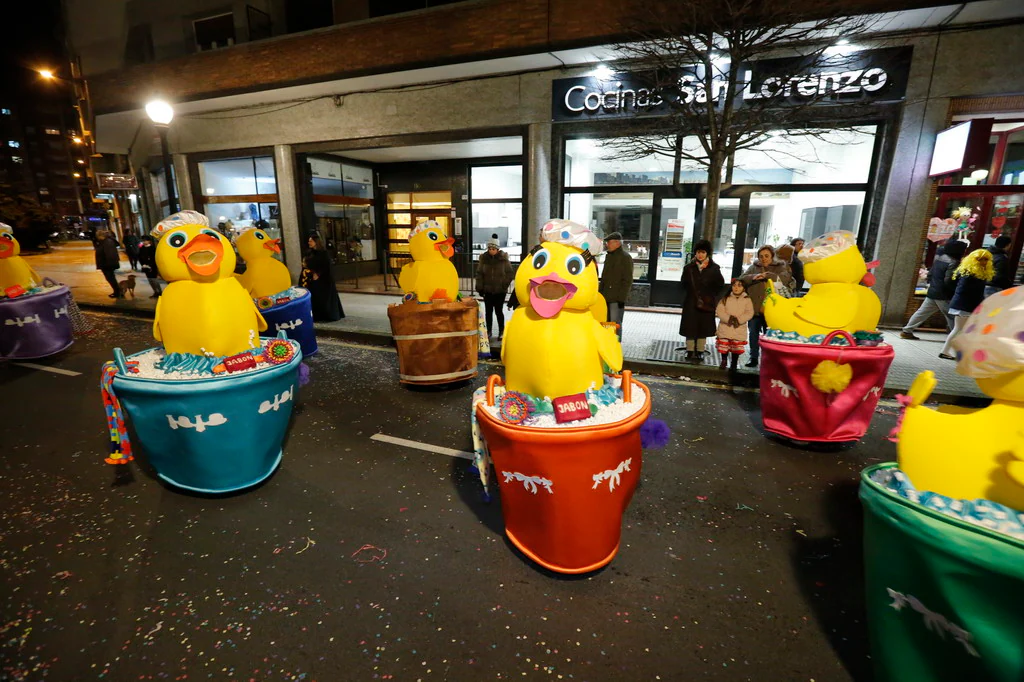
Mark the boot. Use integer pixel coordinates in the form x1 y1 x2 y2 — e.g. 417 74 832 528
729 354 739 371
719 355 728 370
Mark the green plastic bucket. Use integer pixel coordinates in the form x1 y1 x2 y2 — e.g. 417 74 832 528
860 463 1024 682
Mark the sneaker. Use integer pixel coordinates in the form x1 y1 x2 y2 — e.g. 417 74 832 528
744 358 759 368
900 332 920 340
108 293 118 298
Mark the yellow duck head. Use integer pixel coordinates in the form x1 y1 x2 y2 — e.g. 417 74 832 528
0 223 21 260
408 220 455 262
515 219 603 319
152 210 236 283
952 284 1024 402
801 231 867 284
235 227 281 262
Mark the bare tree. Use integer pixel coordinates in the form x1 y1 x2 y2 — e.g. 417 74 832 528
602 0 888 243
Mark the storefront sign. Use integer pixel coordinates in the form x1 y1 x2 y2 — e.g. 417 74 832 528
552 47 912 122
96 173 139 190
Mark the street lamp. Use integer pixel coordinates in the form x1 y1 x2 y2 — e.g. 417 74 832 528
145 100 178 214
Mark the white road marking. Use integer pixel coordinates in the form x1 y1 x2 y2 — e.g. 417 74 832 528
370 433 474 460
13 362 81 376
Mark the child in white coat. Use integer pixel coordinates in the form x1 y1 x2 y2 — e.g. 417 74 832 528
715 279 755 370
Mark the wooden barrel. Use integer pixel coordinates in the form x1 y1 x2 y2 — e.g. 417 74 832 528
387 298 480 385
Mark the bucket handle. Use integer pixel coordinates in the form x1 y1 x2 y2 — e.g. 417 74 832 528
487 371 633 406
821 330 855 347
112 347 129 375
41 276 60 287
486 374 504 406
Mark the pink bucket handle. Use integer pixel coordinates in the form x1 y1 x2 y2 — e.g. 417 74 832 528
822 330 856 347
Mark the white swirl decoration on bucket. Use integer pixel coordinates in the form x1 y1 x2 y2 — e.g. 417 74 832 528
592 458 632 492
501 471 554 495
258 386 294 414
166 413 228 433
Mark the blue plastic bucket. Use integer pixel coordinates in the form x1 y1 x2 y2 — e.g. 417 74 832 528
113 345 302 493
259 289 317 357
0 286 74 359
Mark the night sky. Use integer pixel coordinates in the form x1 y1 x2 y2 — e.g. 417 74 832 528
1 0 67 93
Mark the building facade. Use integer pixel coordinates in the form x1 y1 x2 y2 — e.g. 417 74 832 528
67 0 1024 323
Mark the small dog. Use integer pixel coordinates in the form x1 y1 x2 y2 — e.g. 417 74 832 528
118 274 137 298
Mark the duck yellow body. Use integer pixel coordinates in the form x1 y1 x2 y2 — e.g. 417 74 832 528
764 231 881 335
151 211 266 357
502 220 622 398
399 220 458 302
235 228 291 298
897 286 1024 511
0 225 42 290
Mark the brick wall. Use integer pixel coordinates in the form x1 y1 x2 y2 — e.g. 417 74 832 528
89 0 952 115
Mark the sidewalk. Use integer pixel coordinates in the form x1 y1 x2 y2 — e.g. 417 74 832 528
24 243 986 401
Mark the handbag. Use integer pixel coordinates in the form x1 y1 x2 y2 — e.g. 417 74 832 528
695 293 717 312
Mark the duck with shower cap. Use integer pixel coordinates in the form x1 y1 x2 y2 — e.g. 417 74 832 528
502 219 623 399
896 285 1024 511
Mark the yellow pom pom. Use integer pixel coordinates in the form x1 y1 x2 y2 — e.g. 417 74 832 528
811 360 852 394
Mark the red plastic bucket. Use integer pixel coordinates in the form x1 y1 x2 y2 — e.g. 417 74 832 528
475 372 651 573
759 331 895 442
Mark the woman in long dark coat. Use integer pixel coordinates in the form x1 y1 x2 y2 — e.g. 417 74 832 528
301 235 345 322
678 239 724 365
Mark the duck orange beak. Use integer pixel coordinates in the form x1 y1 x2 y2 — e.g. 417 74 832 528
434 237 455 259
263 238 282 254
528 273 578 319
178 234 224 276
0 240 12 259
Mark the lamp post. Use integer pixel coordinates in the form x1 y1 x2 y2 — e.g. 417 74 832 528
38 67 92 219
145 100 178 214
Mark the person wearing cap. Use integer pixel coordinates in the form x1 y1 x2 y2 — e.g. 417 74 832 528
476 237 515 343
678 238 724 364
599 231 633 339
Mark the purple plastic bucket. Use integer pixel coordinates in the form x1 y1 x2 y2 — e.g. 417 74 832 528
0 286 74 359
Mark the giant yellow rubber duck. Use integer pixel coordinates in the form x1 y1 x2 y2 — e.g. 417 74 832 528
502 220 623 398
151 211 267 357
897 285 1024 511
398 220 459 302
764 230 881 335
0 223 42 291
235 227 291 298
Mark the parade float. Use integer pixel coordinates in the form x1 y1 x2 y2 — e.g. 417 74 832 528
759 230 895 442
860 284 1024 682
101 211 303 494
472 220 666 574
387 219 481 386
235 226 317 357
0 223 78 360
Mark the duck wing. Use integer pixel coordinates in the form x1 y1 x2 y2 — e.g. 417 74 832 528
793 288 857 330
593 318 623 372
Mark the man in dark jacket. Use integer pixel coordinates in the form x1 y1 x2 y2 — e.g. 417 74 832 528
599 232 634 339
900 238 966 339
137 235 162 298
94 230 123 298
475 238 515 342
985 235 1012 297
789 238 805 293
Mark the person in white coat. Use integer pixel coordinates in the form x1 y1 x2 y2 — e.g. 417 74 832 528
715 279 755 371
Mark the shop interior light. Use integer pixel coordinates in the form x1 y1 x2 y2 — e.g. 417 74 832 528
590 64 615 81
72 136 83 144
835 38 850 46
970 169 989 180
206 188 216 194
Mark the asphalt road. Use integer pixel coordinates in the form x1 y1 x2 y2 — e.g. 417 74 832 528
1 312 897 681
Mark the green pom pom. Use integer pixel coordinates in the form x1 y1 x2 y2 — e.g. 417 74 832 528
589 403 598 416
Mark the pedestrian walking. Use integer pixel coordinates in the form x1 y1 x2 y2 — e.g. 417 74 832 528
599 231 634 339
739 244 794 368
789 238 806 293
678 239 724 364
301 234 345 322
137 234 162 298
475 238 515 342
900 238 966 338
939 248 994 360
124 228 141 271
94 230 123 299
715 278 754 371
985 235 1013 298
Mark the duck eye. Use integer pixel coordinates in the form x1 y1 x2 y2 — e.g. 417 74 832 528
428 232 438 241
0 234 11 241
202 229 220 239
255 231 265 240
565 254 584 276
532 248 549 270
168 231 187 248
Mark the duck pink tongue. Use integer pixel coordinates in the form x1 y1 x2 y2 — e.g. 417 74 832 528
529 280 576 319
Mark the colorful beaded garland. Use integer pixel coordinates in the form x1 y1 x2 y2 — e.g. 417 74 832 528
498 391 534 425
257 296 275 310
